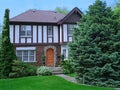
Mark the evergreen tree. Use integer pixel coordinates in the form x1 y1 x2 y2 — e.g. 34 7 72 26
0 9 16 78
69 0 120 87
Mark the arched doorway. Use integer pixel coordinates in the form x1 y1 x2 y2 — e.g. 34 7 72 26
46 48 54 66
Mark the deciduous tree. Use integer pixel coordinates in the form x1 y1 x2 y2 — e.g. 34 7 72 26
55 7 69 15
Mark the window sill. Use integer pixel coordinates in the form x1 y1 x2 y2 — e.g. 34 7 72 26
20 36 32 38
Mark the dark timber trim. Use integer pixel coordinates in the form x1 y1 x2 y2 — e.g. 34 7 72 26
13 25 15 43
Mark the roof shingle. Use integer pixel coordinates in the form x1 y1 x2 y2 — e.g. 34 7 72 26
10 10 65 23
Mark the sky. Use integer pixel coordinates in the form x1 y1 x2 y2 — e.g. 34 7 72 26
0 0 117 25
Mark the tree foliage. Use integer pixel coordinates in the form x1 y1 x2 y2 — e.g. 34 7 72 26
0 9 16 78
114 0 120 21
55 7 69 15
0 34 1 47
69 0 120 87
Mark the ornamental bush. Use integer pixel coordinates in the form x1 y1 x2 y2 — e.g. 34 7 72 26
9 60 36 78
36 66 52 76
60 59 74 74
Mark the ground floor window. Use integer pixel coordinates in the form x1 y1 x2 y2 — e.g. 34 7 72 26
61 45 69 60
16 50 36 62
63 49 66 59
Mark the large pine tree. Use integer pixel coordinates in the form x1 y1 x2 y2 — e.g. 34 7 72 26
69 0 120 87
0 9 16 78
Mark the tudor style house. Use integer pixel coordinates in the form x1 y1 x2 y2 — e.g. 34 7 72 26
9 7 82 67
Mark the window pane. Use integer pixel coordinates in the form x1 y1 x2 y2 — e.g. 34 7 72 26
21 26 26 31
48 26 52 37
29 56 34 61
23 51 28 61
29 51 34 55
68 30 73 36
16 51 22 61
48 38 52 43
21 25 31 37
21 26 26 36
17 51 22 55
20 31 26 36
63 49 66 59
68 24 74 36
23 51 28 55
26 26 31 30
27 30 31 36
68 24 73 29
23 56 28 61
17 56 22 61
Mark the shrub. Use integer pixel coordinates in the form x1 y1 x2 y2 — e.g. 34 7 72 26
60 59 74 74
36 66 52 76
60 54 65 61
9 72 19 78
9 60 36 78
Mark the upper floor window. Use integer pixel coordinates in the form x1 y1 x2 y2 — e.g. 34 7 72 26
20 25 31 37
48 26 53 37
67 24 75 36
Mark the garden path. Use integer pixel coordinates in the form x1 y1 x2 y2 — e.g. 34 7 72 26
56 74 78 84
56 74 120 90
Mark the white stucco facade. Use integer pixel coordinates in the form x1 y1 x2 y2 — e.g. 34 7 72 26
63 24 67 42
43 26 47 43
33 25 37 43
53 26 58 43
15 25 19 43
38 25 42 43
10 25 13 43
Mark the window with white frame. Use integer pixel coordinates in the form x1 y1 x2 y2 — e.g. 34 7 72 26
67 24 75 36
20 25 31 37
48 26 53 37
63 49 66 59
16 50 36 62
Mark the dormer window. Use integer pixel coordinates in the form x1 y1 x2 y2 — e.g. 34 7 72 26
20 25 31 37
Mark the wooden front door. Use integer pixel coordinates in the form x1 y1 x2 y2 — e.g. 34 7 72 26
46 48 54 67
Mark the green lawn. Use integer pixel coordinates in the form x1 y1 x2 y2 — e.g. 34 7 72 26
0 76 115 90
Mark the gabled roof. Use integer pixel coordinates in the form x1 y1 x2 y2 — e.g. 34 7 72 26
10 10 65 24
10 7 82 24
58 7 83 24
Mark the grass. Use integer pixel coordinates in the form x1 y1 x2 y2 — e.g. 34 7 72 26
0 76 115 90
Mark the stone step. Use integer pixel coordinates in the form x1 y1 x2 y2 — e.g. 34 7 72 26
48 67 63 75
52 71 63 75
49 67 62 71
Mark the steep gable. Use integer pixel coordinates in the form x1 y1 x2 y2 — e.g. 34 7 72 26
58 7 82 24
